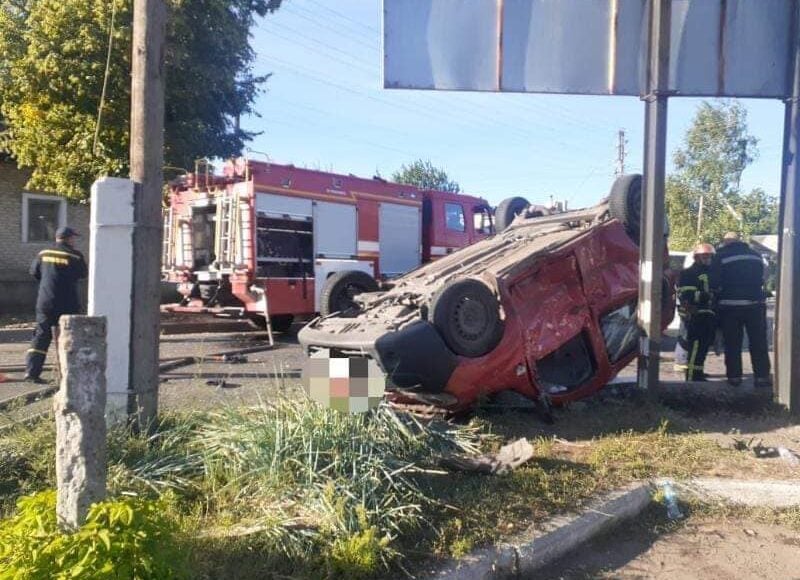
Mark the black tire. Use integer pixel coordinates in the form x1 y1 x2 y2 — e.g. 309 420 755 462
430 278 504 357
495 196 530 233
320 270 379 316
608 174 642 242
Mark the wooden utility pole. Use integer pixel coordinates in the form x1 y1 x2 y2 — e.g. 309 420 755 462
130 0 166 428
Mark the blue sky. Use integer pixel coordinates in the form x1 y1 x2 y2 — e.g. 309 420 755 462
245 0 785 208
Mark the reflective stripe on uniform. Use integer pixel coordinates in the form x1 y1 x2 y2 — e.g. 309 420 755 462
720 254 762 265
39 249 82 260
718 299 761 306
42 256 69 265
687 340 700 380
27 348 47 355
678 285 698 292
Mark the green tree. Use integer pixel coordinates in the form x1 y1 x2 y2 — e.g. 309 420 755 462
392 159 460 193
0 0 282 199
666 100 777 250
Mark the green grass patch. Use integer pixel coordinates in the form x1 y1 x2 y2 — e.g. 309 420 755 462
0 396 782 578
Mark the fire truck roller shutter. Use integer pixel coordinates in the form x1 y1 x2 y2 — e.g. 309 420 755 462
313 201 357 258
379 203 421 277
255 192 312 219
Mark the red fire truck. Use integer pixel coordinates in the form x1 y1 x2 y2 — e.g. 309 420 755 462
162 159 493 331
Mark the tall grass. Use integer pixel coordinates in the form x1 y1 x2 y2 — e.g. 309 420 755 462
1 397 488 575
195 399 484 540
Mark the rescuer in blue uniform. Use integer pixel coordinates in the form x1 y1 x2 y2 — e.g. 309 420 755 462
677 243 716 381
710 232 771 387
24 227 88 383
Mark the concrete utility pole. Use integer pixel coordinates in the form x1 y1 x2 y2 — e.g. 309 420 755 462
55 316 107 530
615 129 627 176
129 0 166 428
776 0 800 415
637 0 671 390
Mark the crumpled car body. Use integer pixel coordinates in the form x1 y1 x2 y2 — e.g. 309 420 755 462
298 190 675 412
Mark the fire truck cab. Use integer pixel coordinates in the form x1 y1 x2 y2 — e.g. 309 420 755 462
162 159 493 330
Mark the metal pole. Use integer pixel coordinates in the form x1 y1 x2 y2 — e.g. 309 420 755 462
129 0 166 428
637 0 671 390
776 0 800 415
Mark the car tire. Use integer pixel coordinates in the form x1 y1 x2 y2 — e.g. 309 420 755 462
495 196 530 233
430 278 504 357
608 174 642 242
248 313 294 333
320 270 379 316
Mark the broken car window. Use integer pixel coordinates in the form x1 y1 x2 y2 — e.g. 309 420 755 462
600 303 642 363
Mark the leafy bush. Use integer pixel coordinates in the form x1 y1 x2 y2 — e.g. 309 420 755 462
0 491 188 579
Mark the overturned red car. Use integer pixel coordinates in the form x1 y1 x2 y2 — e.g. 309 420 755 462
298 175 675 412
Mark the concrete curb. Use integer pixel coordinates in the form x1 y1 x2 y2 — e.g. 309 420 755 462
428 483 653 579
679 478 800 508
426 477 800 579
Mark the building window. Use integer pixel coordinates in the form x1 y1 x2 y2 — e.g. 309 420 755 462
22 193 66 243
445 202 465 232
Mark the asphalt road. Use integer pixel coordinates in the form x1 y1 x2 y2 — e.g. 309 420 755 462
0 310 774 414
0 322 306 412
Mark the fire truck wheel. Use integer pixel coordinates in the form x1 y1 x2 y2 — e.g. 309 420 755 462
495 196 530 233
430 279 504 357
608 174 642 242
320 270 379 316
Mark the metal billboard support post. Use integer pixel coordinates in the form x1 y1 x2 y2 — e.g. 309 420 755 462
776 0 800 415
637 0 671 390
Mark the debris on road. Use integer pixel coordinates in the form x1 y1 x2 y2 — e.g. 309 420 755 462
731 437 799 465
440 438 535 475
777 446 800 467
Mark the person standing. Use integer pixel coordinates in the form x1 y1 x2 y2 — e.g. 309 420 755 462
677 243 717 381
710 232 771 387
24 227 88 383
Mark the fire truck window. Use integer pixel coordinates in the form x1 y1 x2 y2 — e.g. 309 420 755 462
600 303 642 363
256 216 313 278
473 208 492 234
445 203 465 232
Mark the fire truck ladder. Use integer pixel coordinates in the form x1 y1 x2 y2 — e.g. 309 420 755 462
162 206 175 270
214 191 241 271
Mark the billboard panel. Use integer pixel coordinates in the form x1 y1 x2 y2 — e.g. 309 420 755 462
383 0 794 98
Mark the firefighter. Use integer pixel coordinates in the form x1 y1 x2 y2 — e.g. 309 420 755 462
24 227 88 384
677 242 717 381
710 232 771 388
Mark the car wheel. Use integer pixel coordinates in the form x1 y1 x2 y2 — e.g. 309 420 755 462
248 313 294 333
320 270 379 316
495 196 529 233
608 174 642 242
430 278 504 357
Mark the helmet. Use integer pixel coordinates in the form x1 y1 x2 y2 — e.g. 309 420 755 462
693 242 715 256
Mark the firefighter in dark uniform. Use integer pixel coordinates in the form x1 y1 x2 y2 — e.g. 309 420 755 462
24 227 88 383
710 232 771 387
677 243 716 381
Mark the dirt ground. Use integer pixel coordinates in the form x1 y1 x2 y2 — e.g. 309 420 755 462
536 514 800 580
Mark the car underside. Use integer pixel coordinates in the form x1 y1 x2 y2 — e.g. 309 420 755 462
298 175 675 413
